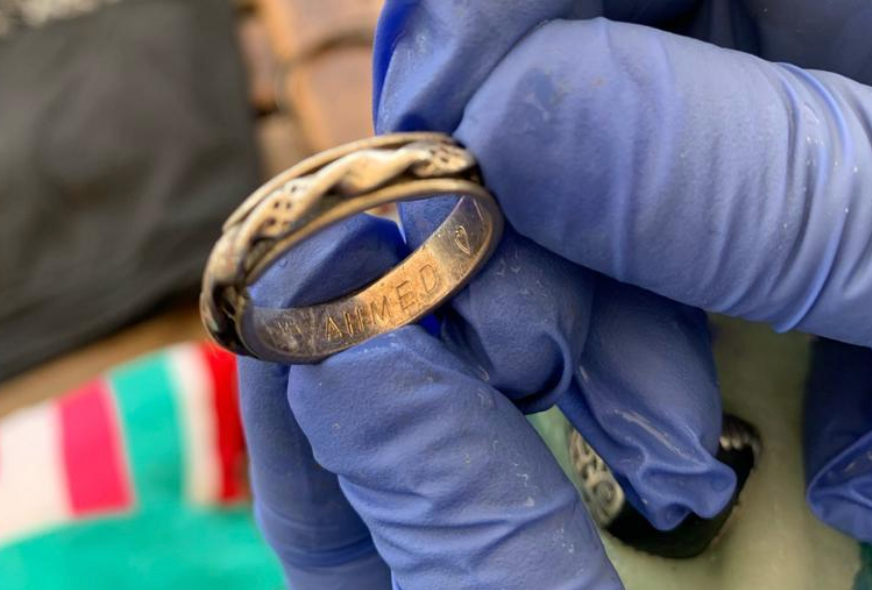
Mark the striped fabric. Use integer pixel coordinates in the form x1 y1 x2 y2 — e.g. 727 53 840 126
0 341 246 548
0 342 282 590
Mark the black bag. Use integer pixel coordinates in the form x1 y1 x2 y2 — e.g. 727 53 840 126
0 0 260 380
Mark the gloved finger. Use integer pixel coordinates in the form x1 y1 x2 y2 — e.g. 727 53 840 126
399 197 594 413
239 358 392 589
373 0 696 133
804 338 872 542
239 215 405 589
400 199 734 530
455 17 872 346
289 326 623 590
559 279 736 530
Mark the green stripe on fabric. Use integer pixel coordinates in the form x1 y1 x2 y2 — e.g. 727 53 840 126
109 351 183 508
0 505 284 590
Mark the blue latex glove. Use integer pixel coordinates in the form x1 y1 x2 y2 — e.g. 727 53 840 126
805 339 872 542
240 2 872 589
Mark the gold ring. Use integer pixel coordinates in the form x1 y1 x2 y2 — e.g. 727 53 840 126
200 133 504 363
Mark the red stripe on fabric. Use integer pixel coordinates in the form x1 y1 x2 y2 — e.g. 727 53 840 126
200 342 245 502
59 380 132 516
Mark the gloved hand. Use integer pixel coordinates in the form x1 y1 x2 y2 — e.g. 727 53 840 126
240 2 872 589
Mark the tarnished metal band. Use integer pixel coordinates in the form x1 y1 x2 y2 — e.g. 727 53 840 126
200 133 504 363
569 429 625 528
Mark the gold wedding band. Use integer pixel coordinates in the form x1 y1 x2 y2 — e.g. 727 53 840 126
200 133 504 363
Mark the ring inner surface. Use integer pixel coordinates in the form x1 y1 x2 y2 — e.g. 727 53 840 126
240 194 496 363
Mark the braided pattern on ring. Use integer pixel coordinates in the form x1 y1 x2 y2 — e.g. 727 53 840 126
569 429 626 527
230 140 476 257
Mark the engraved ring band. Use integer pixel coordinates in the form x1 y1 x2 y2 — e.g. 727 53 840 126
200 133 504 364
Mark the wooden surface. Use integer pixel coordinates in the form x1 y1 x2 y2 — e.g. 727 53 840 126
0 304 204 417
285 47 374 150
256 0 381 63
238 10 279 114
257 0 381 150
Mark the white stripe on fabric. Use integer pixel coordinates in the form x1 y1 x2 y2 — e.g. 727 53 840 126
167 344 221 506
0 403 72 546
